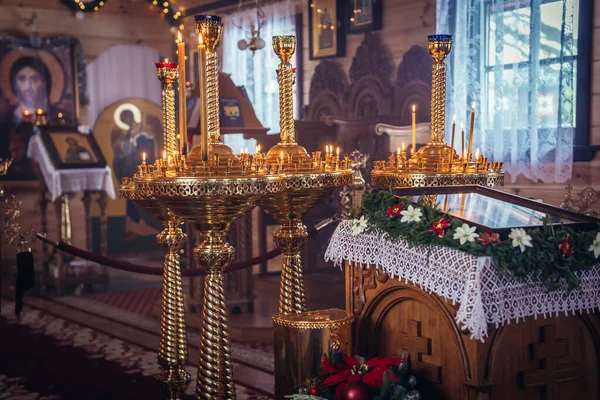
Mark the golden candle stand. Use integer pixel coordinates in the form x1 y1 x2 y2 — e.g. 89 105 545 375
121 17 352 400
371 34 505 189
257 35 352 316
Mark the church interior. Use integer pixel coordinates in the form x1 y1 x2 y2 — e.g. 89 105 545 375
0 0 599 399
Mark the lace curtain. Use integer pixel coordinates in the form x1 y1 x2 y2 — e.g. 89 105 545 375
437 0 578 183
221 0 296 152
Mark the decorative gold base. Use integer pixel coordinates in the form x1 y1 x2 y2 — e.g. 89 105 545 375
194 231 236 400
155 367 192 400
156 212 189 398
272 309 354 399
258 171 352 315
371 170 505 188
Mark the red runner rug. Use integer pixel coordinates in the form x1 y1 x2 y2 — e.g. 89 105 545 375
86 287 161 317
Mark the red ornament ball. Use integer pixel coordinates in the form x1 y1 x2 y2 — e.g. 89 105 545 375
342 381 370 400
308 386 319 396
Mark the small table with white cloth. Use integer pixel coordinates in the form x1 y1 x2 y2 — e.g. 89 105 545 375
28 132 115 294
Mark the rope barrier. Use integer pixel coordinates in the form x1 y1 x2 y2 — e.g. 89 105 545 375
35 218 334 277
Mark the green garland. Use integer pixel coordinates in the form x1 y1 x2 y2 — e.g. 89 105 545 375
351 190 600 289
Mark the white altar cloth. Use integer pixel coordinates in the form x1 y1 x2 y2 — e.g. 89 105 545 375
325 220 600 342
27 133 116 202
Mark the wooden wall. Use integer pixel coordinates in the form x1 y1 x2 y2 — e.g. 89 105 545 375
298 0 435 108
591 4 600 145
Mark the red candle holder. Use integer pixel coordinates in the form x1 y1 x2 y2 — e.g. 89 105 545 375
155 62 178 69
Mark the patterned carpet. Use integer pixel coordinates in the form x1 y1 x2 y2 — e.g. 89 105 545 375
0 300 272 399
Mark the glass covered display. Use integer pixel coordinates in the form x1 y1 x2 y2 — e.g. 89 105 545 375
401 185 599 236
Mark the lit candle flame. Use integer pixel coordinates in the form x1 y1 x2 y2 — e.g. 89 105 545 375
461 123 464 130
280 151 284 161
401 142 405 151
472 102 476 109
476 148 481 159
164 58 169 63
336 147 340 157
163 150 167 159
453 114 456 122
24 110 30 115
58 112 63 118
177 30 183 43
412 104 416 113
256 144 261 154
142 152 146 162
397 148 400 156
37 109 43 115
167 155 172 165
198 34 204 46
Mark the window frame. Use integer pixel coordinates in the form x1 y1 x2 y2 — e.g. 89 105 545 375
463 0 595 161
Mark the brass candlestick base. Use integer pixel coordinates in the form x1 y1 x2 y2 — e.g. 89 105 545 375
133 171 283 400
194 231 235 399
156 367 191 400
119 184 190 399
259 172 351 315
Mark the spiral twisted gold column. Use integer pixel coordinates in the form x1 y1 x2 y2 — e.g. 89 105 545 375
274 35 296 144
274 221 307 314
157 65 179 155
427 35 452 144
206 49 220 144
155 211 190 399
194 231 236 400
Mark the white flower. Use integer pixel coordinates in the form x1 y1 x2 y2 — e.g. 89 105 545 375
400 205 422 223
589 232 600 258
452 223 479 244
508 228 533 252
351 216 368 235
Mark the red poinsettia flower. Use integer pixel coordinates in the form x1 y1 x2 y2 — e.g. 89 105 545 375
386 204 403 218
559 235 573 257
321 355 404 400
429 218 450 236
479 232 500 245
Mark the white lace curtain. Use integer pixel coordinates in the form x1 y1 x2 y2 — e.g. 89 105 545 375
221 0 296 151
437 0 578 183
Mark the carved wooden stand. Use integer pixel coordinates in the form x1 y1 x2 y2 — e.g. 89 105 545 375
346 262 600 400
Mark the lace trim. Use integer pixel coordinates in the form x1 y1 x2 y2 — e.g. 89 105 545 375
325 220 600 342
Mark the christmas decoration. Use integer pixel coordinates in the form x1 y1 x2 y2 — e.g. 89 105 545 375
289 353 420 400
350 190 600 289
341 382 369 400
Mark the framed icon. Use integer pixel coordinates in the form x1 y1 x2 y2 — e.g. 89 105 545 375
347 0 382 34
308 0 346 60
41 126 106 169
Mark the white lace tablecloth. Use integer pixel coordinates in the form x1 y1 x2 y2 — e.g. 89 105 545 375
27 133 116 201
325 220 600 342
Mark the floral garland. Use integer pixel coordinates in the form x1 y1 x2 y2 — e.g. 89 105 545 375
287 354 421 400
350 190 600 289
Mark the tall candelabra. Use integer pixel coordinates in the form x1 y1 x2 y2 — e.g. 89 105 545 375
371 34 505 189
121 15 286 400
258 35 352 315
121 17 353 400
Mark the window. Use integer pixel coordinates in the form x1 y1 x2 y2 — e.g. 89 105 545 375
221 0 297 153
485 1 578 131
438 0 593 183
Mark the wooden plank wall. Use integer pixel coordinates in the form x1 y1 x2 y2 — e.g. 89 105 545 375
591 4 600 145
298 0 435 105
